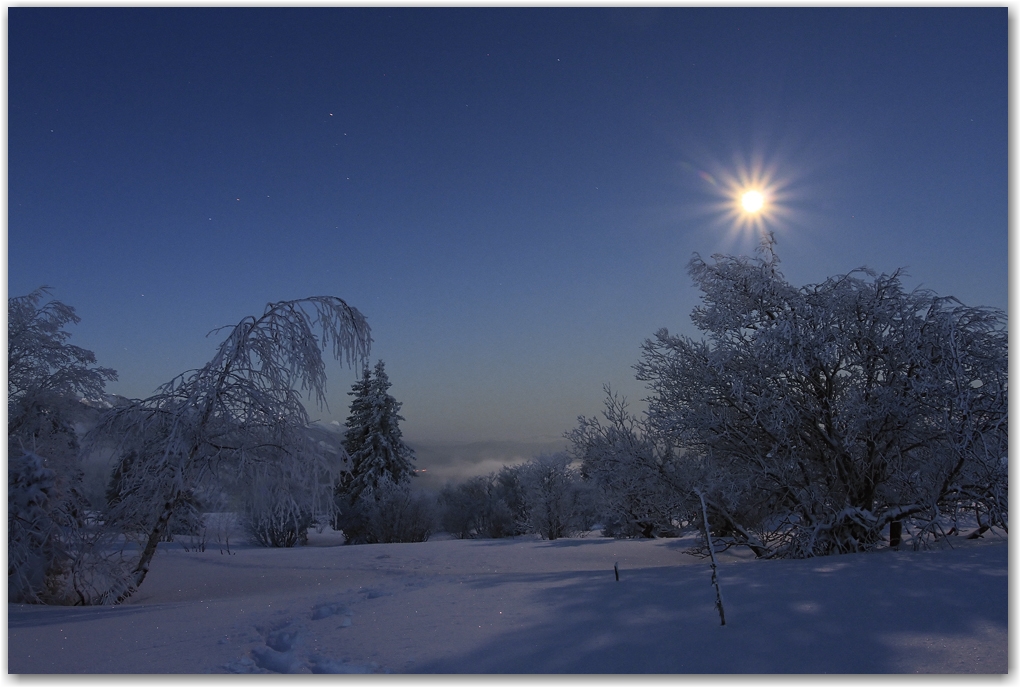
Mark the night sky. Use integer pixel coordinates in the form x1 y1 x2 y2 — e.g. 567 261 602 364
9 8 1007 452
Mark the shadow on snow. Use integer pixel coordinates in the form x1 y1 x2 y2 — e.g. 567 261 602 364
413 542 1007 673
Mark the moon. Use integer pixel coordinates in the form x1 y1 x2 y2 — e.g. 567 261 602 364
741 190 764 213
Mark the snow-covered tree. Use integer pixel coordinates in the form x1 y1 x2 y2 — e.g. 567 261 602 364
568 388 692 538
438 468 526 539
9 288 117 472
492 464 531 535
438 476 493 539
438 456 592 541
9 452 68 603
81 296 370 603
333 361 419 543
636 234 1007 557
518 453 594 540
8 288 117 604
336 361 416 502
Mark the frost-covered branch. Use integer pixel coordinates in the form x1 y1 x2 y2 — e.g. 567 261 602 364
630 241 1007 557
80 296 370 604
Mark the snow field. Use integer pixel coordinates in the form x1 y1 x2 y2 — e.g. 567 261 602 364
7 532 1006 674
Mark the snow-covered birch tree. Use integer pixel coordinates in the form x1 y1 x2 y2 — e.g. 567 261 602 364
80 296 370 604
636 234 1007 557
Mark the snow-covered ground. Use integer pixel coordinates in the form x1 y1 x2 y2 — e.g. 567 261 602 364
7 530 1007 674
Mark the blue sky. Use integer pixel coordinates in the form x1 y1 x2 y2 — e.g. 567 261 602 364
9 8 1007 449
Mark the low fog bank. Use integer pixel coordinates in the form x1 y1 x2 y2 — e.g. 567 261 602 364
407 439 568 490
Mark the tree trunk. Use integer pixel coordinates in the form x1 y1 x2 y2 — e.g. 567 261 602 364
98 493 178 605
889 519 902 549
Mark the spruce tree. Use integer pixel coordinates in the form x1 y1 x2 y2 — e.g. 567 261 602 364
339 361 416 503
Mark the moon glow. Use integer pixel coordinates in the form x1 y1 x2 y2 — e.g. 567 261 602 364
741 190 765 213
696 154 793 245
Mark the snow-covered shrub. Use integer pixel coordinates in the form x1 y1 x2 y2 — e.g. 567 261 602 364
437 476 489 539
336 478 435 544
518 453 594 540
8 452 69 603
492 465 530 534
438 457 595 541
367 479 436 543
332 489 372 544
241 492 312 548
568 388 692 538
483 498 517 538
437 473 522 539
236 451 340 548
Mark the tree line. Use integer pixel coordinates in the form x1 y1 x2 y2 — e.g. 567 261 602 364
9 234 1007 605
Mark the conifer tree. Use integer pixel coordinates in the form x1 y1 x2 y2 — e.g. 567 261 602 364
338 361 416 502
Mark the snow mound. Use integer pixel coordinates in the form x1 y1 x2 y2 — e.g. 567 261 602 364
311 602 351 621
250 646 303 674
